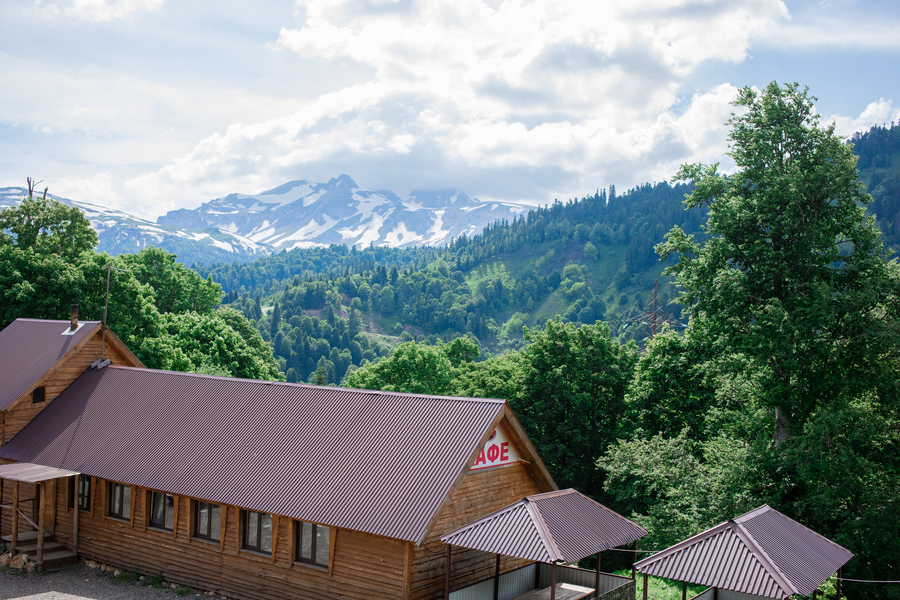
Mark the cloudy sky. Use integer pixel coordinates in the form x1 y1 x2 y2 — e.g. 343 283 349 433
2 0 899 220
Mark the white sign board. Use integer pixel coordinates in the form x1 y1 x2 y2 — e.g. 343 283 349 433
470 424 520 471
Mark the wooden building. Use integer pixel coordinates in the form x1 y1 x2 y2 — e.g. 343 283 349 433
0 317 567 600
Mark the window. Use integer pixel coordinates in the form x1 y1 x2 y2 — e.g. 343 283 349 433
148 491 175 531
194 501 221 542
32 386 45 404
241 510 272 554
108 482 130 520
295 520 329 567
68 475 91 511
77 475 91 511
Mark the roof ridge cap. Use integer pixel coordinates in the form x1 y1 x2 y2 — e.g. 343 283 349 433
526 498 562 562
733 520 798 597
97 366 506 403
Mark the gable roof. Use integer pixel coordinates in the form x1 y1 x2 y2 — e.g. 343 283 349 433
441 489 647 563
0 318 102 410
634 505 853 599
0 365 511 543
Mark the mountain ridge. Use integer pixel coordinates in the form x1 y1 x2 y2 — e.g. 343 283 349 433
157 174 531 251
1 175 532 265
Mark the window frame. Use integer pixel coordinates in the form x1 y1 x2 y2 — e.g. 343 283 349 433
107 481 130 521
240 509 273 555
147 490 175 531
31 386 45 404
294 520 330 568
193 500 221 542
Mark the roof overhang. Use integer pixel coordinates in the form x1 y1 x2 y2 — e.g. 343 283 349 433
0 462 79 483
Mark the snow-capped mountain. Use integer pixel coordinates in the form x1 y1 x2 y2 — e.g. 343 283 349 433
157 174 530 251
0 187 269 265
1 175 531 264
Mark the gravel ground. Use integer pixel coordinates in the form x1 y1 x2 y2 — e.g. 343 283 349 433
0 565 205 600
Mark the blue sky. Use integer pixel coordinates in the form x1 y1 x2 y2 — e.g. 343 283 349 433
1 0 898 220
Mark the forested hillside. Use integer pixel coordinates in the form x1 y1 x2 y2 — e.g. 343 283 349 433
196 181 706 383
195 122 900 387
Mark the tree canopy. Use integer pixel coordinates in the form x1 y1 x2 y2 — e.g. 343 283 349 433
0 193 281 381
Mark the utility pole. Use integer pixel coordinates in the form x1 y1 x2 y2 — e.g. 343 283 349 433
101 263 129 361
626 280 682 342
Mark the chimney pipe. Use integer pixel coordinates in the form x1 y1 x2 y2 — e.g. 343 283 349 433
70 304 79 331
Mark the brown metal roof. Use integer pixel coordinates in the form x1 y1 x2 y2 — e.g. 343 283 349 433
0 462 80 483
440 489 647 563
0 365 507 543
0 318 101 410
634 505 853 599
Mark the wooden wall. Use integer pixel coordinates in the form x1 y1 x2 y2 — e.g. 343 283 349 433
1 333 133 444
409 459 543 600
12 477 408 600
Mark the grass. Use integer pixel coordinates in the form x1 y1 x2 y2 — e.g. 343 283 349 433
611 569 707 600
146 575 164 588
175 586 192 596
115 571 141 584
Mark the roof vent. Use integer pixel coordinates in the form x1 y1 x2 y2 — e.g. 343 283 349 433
70 304 79 331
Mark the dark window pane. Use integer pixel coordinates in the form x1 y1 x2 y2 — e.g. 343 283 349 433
260 514 272 553
301 522 313 559
315 526 329 566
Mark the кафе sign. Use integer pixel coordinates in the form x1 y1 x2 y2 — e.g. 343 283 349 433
470 424 520 471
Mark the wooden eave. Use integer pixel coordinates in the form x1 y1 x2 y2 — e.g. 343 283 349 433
416 401 557 546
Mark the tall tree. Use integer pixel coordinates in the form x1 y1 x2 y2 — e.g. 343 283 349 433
660 82 900 444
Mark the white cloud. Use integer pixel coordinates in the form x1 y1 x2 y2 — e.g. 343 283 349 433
63 0 164 21
827 99 900 138
129 0 787 209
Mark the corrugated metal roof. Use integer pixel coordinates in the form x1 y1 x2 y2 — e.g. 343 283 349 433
634 505 853 599
0 462 80 483
0 365 506 543
441 489 647 563
0 318 101 410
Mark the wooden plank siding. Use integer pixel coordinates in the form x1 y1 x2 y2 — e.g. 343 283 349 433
39 480 407 600
409 460 543 600
1 333 135 444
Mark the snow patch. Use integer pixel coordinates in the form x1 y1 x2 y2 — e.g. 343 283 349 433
384 222 424 246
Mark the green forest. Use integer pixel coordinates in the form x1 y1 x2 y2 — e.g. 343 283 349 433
3 82 900 598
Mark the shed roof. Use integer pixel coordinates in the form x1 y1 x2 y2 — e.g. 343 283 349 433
0 462 79 483
440 489 647 563
0 365 517 543
634 505 853 599
0 318 101 410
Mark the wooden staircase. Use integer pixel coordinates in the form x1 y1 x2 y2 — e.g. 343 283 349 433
2 530 79 570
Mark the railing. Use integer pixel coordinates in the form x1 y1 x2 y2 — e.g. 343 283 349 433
0 503 39 530
450 563 633 600
450 563 537 600
538 563 633 596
